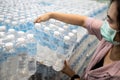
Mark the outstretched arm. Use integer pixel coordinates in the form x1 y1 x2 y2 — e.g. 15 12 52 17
34 12 87 28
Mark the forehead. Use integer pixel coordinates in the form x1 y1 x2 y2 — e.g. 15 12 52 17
108 1 117 21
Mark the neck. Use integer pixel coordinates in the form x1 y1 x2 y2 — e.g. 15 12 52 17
110 45 120 61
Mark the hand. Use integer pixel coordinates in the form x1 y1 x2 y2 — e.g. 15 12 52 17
61 60 75 77
34 12 52 23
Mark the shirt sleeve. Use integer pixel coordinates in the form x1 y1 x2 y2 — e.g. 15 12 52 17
84 17 103 40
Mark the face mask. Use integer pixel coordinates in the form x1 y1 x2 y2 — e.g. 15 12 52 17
100 20 120 45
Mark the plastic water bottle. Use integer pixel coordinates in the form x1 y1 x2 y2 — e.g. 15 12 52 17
6 14 12 20
12 21 19 31
3 42 14 59
68 32 77 42
42 27 51 48
3 34 15 43
26 18 34 30
26 34 37 76
34 23 44 46
54 31 65 54
42 27 56 67
49 19 56 24
52 59 64 71
0 46 7 80
68 32 77 53
53 31 65 50
0 26 6 32
0 40 6 80
58 27 65 34
0 15 4 19
63 36 73 59
62 25 69 33
34 24 47 63
34 23 40 40
53 31 66 61
4 42 17 80
0 17 4 26
72 29 77 40
4 19 11 30
13 17 19 21
58 27 67 39
49 23 58 31
19 19 27 32
0 32 5 38
17 31 26 38
0 39 3 53
46 27 57 50
54 20 64 27
52 31 63 60
53 31 60 49
16 38 29 80
7 29 16 35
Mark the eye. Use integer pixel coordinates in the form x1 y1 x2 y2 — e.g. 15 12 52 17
106 15 113 24
106 18 112 24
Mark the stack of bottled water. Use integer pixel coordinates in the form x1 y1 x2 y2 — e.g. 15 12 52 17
0 0 108 32
34 20 77 71
0 25 37 80
0 0 108 79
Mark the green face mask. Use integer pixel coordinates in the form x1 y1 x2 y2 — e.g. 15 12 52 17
100 20 120 45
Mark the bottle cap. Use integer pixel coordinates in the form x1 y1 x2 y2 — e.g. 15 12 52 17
68 32 75 37
35 23 40 28
0 39 2 43
0 15 4 18
49 24 56 28
5 19 10 24
0 32 5 38
0 26 6 32
18 31 25 35
53 59 64 71
27 18 32 21
12 21 17 25
63 25 69 29
72 30 77 34
0 18 4 21
20 19 25 23
27 34 34 39
54 31 60 36
13 17 18 21
17 38 25 44
8 29 16 33
58 28 65 33
5 42 13 50
20 16 25 19
64 36 70 41
44 27 50 32
7 34 15 40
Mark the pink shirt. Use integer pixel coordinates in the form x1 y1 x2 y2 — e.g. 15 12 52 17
81 18 120 80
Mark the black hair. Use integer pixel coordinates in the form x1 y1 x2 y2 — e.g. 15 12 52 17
110 0 120 31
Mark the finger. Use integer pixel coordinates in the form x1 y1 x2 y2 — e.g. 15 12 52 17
34 21 37 23
34 19 40 23
34 17 41 23
64 60 67 64
34 18 39 23
65 60 69 64
37 18 42 23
